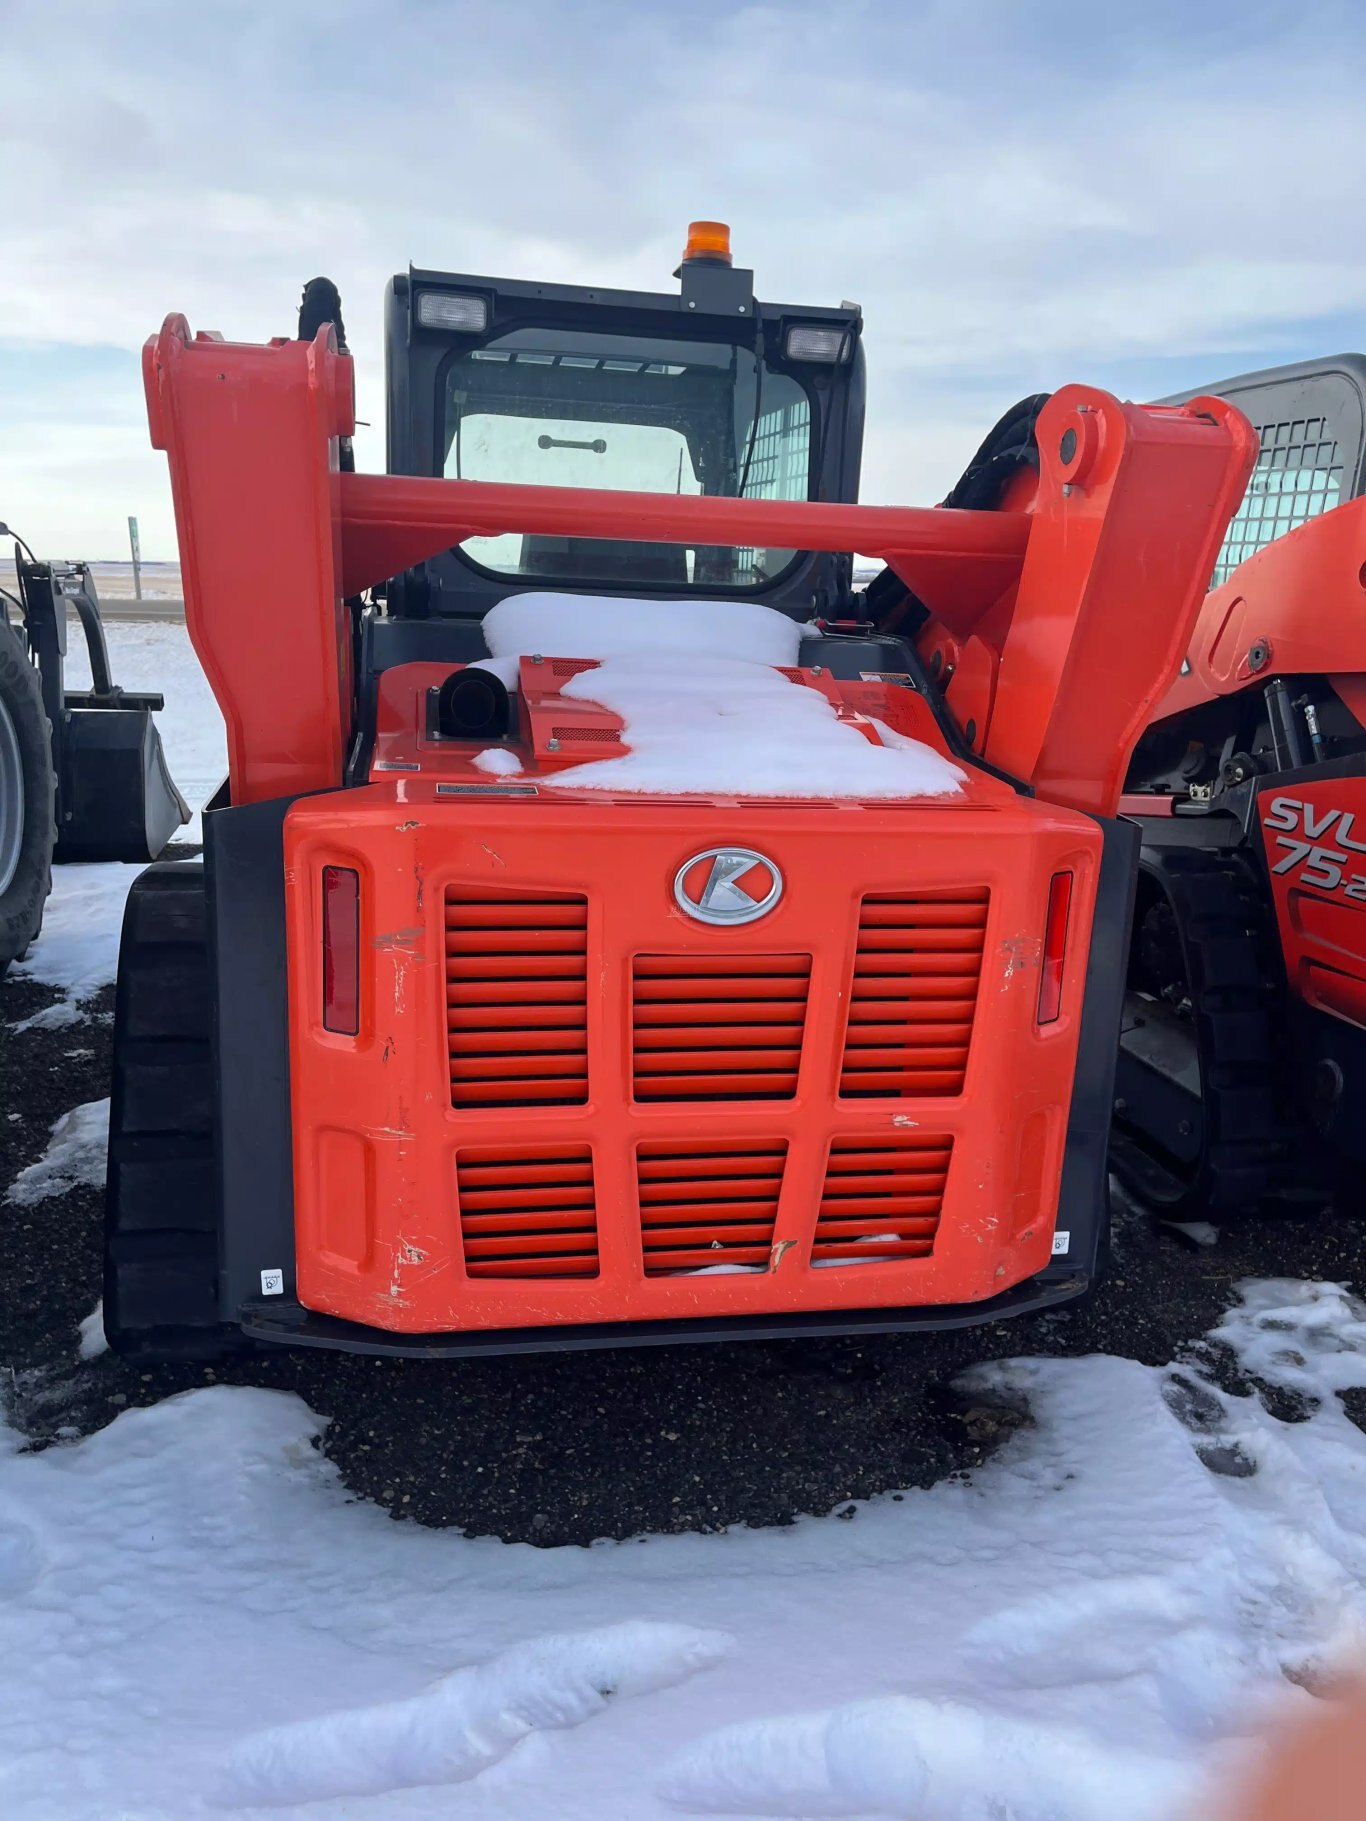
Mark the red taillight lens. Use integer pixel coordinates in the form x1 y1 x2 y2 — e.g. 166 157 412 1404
1037 871 1073 1025
322 866 360 1035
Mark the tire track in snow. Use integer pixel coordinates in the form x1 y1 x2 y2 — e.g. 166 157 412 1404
223 1619 731 1807
658 1695 1190 1820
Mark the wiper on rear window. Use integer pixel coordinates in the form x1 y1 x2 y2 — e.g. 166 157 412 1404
538 435 607 454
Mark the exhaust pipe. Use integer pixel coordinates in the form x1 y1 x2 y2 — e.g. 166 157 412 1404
436 668 511 742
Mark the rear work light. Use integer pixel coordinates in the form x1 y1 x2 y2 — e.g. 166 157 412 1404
1037 871 1073 1026
322 866 360 1035
785 324 853 363
415 291 489 333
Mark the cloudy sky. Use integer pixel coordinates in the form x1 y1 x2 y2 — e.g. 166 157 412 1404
4 0 1366 559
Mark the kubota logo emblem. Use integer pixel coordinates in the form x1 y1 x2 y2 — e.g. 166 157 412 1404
674 848 783 926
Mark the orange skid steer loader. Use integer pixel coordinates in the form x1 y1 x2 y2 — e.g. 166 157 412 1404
105 240 1254 1359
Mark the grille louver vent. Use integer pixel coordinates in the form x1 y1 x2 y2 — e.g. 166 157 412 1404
840 891 987 1097
550 725 623 745
445 891 588 1107
813 1137 950 1264
633 946 812 1099
637 1141 786 1274
456 1146 598 1277
633 954 812 1100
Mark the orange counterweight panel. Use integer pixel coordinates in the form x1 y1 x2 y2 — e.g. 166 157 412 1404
284 782 1101 1335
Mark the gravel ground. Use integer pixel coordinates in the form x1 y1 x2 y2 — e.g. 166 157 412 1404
3 963 1364 1547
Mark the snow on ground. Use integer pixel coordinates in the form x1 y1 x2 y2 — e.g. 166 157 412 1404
1 1281 1365 1819
12 861 145 1002
4 1097 109 1206
76 1299 107 1360
226 1621 730 1808
480 592 967 797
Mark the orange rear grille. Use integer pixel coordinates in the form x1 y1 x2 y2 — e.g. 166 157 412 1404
813 1137 950 1264
839 890 988 1097
445 891 588 1107
637 1140 785 1274
633 954 812 1100
456 1145 598 1277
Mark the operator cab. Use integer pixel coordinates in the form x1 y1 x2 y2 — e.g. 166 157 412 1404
383 223 866 622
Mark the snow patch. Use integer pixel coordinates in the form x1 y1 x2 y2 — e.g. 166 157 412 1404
660 1696 1190 1819
471 745 523 776
653 1284 1366 1821
225 1620 730 1807
483 591 804 669
8 998 84 1034
0 1519 43 1598
551 653 965 798
12 864 142 1001
465 653 523 690
6 1098 109 1206
78 1301 108 1361
2 1263 1366 1818
480 592 965 798
811 1233 903 1267
1166 1219 1220 1247
1212 1278 1366 1399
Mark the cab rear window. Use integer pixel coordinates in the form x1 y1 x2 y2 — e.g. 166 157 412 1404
442 328 811 592
1213 415 1344 585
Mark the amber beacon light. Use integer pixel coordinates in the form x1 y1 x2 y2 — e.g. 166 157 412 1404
682 220 732 265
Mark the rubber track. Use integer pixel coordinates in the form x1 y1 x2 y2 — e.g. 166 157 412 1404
104 861 234 1357
1113 848 1284 1214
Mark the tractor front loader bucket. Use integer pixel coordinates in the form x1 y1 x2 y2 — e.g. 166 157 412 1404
17 558 189 863
54 697 188 862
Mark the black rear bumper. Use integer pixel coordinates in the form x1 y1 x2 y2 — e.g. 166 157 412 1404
239 1268 1094 1358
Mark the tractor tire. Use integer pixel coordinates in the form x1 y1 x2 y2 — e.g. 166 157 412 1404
0 616 54 976
1110 848 1283 1217
104 862 239 1359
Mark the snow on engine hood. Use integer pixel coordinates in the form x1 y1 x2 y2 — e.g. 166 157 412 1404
472 591 967 800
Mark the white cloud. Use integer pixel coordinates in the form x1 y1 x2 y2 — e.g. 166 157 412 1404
2 1 1365 554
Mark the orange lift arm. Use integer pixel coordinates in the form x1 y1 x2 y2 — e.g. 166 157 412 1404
143 314 1255 817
